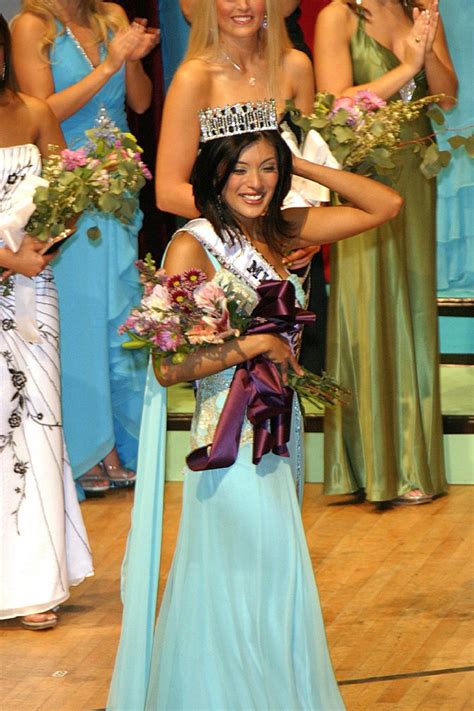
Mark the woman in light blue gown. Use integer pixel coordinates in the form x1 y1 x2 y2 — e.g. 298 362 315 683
12 0 159 495
108 101 403 710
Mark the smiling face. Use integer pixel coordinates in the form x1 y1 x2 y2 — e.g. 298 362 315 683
221 137 278 226
215 0 266 41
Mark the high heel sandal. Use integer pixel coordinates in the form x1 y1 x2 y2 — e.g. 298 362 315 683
77 467 111 495
392 489 433 505
102 461 136 488
21 609 59 631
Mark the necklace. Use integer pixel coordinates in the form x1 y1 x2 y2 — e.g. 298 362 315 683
222 51 257 87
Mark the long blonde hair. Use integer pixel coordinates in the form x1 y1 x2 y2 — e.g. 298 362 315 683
183 0 292 95
20 0 125 58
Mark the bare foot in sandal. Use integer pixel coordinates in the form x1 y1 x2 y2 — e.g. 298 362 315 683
21 610 58 630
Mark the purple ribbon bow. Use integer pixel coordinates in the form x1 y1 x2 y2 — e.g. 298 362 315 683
186 279 315 472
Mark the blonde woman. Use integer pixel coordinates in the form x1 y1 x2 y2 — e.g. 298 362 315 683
156 0 315 222
12 1 159 496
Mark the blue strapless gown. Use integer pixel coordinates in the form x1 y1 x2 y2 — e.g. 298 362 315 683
107 238 345 710
50 26 146 484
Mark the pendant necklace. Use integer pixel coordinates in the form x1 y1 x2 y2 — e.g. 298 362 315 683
222 51 257 86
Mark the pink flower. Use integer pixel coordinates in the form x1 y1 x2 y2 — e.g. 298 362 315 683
152 322 185 352
333 97 356 112
183 268 207 290
193 281 226 311
355 90 386 111
140 163 153 180
61 148 88 170
142 284 171 311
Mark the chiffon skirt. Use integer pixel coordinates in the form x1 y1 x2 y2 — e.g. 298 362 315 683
145 442 344 710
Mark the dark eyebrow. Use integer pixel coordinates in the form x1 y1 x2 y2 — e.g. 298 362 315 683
234 157 277 167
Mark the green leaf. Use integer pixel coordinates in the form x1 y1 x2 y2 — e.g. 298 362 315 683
370 121 385 138
87 226 101 241
448 135 466 150
98 193 120 213
332 109 350 126
122 339 147 349
426 107 445 125
333 125 355 143
438 150 451 168
465 135 474 157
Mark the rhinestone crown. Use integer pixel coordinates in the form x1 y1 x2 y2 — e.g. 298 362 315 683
199 99 278 143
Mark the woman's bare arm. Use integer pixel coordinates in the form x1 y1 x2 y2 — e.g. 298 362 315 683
314 3 428 99
287 158 403 245
12 8 155 122
154 231 301 386
155 62 208 218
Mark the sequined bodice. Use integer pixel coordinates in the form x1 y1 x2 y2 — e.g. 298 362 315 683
190 267 305 450
49 22 127 148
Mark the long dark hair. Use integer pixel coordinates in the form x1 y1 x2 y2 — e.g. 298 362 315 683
0 14 12 92
191 131 296 254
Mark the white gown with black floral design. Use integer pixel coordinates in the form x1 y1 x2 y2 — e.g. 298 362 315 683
0 144 93 619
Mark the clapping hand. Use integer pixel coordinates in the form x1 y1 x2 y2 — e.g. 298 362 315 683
107 19 160 71
403 7 430 73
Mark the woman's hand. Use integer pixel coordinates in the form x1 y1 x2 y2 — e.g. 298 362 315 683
283 245 320 270
260 334 304 384
424 0 440 55
0 236 53 278
105 22 159 73
403 8 430 73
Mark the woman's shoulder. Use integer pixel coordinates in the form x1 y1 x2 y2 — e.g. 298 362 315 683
11 10 48 36
103 2 129 24
317 1 355 26
282 47 313 75
165 226 215 277
175 58 214 85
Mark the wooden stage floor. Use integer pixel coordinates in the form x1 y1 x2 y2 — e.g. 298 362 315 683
1 484 473 710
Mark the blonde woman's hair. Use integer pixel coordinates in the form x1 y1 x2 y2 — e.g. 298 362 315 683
20 0 125 58
183 0 292 95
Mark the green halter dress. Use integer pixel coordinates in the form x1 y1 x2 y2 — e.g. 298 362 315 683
324 17 448 502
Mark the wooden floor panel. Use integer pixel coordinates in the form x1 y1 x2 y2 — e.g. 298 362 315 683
1 484 473 710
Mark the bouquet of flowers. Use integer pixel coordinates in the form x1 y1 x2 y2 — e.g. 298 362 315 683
25 122 151 244
287 90 471 179
120 255 349 409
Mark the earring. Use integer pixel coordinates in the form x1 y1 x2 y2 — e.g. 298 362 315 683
0 63 5 81
262 13 268 30
216 195 225 220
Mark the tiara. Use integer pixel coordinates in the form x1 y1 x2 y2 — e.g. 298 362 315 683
199 99 278 143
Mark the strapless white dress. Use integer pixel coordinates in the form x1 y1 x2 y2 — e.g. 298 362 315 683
0 144 93 619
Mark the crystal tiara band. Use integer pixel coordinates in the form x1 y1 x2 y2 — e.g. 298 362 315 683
199 99 278 143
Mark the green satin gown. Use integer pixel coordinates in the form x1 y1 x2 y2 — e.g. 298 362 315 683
324 18 448 502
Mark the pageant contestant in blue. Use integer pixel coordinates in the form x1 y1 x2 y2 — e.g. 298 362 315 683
108 101 402 710
12 1 158 495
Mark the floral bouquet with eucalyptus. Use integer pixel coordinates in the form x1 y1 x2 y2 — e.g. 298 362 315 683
25 123 151 245
120 255 349 410
287 90 472 179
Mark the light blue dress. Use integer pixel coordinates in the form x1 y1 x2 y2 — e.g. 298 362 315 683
50 24 146 483
436 0 474 294
108 224 345 710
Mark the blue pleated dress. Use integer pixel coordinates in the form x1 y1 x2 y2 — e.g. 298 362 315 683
49 24 147 483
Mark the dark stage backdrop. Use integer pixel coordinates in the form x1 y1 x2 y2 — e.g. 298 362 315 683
117 0 175 261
